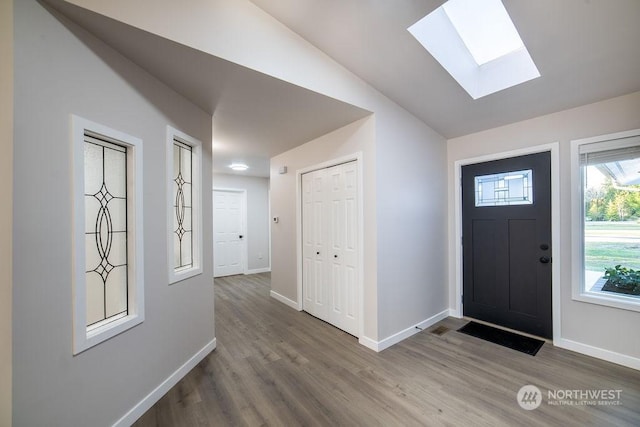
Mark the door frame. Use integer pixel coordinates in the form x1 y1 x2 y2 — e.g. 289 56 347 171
453 143 561 343
212 188 248 276
295 152 364 339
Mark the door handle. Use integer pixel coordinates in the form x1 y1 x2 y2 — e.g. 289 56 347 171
539 256 551 264
239 235 243 239
334 255 338 258
316 251 320 255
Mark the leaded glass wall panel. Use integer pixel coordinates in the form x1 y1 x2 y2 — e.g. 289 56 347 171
84 134 128 327
173 139 193 270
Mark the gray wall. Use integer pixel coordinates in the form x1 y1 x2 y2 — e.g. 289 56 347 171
270 111 447 343
213 173 270 272
54 0 450 346
1 0 13 424
447 91 640 365
375 104 448 340
13 2 214 425
270 117 377 337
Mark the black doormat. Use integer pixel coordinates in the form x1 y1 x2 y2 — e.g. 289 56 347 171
458 322 544 356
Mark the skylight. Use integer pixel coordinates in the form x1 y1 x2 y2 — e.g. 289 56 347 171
408 0 540 99
442 0 524 66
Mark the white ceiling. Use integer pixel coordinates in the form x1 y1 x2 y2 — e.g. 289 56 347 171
251 0 640 138
48 0 640 177
47 0 371 178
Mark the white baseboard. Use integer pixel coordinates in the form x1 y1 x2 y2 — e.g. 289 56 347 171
449 308 638 371
245 267 271 275
113 338 217 427
358 309 450 353
448 308 461 318
270 290 300 310
358 335 380 352
554 337 640 371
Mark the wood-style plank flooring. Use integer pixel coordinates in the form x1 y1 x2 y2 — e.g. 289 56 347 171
135 273 640 426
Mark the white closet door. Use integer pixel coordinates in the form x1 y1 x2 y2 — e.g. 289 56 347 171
302 161 358 336
213 190 244 277
329 162 358 335
302 169 329 320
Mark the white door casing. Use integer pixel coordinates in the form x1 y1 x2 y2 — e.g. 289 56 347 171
213 189 246 277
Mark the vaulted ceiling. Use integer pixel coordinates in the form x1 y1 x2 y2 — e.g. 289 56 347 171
48 0 640 177
251 0 640 138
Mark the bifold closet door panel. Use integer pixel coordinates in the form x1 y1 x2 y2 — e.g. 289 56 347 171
302 169 328 320
327 163 358 335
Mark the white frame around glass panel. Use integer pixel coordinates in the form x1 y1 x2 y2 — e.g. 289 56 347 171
474 169 533 207
72 115 144 355
167 126 203 284
571 129 640 313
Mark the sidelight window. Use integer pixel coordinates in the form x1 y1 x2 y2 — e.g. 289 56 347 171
167 126 202 284
72 115 144 354
571 130 640 311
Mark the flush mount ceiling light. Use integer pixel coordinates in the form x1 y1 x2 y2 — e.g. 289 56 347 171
408 0 540 99
229 163 249 171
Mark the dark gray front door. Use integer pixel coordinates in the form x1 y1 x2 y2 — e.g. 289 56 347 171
462 151 552 339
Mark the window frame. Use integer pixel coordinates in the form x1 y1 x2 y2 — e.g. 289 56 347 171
166 126 203 284
571 128 640 312
72 115 145 355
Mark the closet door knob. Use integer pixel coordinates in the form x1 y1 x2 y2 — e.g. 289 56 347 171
334 255 338 258
316 251 320 255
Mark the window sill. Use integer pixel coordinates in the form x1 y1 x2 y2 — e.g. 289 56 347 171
573 290 640 313
74 313 144 355
169 266 203 285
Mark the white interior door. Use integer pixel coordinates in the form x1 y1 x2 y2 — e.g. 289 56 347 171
302 161 359 336
213 190 244 277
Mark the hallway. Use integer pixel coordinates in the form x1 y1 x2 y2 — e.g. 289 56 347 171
135 273 640 426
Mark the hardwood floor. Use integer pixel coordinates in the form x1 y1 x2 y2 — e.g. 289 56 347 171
134 273 640 426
